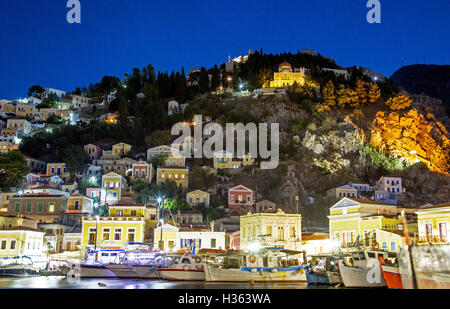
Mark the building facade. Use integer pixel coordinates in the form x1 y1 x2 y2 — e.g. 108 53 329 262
240 209 302 251
228 185 255 216
186 190 210 207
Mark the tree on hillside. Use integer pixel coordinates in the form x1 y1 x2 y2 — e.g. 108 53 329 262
27 85 44 98
60 145 89 178
318 80 336 112
355 79 368 106
199 67 209 93
385 94 413 110
368 83 381 103
211 65 221 91
232 62 239 89
0 151 28 191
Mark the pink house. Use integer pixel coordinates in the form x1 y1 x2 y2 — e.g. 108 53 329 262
228 185 255 216
85 187 106 205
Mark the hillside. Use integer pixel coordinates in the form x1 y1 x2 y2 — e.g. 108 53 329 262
391 65 450 110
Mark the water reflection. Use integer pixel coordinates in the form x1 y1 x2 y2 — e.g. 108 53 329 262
0 277 336 289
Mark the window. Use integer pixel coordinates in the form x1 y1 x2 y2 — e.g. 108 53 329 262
425 223 433 242
10 240 16 250
74 201 79 210
102 228 110 241
1 240 6 250
114 228 122 241
290 226 296 238
116 209 123 216
382 242 387 250
26 202 32 212
15 203 21 212
130 210 137 217
439 222 447 242
390 242 396 251
211 239 216 248
49 203 55 212
88 228 96 245
277 226 284 241
128 229 135 242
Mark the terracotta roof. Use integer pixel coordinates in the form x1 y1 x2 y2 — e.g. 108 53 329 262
302 234 329 241
347 198 389 206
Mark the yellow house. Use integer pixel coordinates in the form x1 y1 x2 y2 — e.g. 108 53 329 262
154 223 179 251
0 101 16 113
81 201 146 249
67 193 94 214
102 172 127 204
156 167 188 189
213 151 233 169
416 202 449 244
231 154 253 169
186 190 210 207
269 62 305 88
15 103 36 118
112 143 131 156
0 228 45 259
164 153 186 167
328 197 413 252
328 185 358 199
46 163 71 182
240 209 302 251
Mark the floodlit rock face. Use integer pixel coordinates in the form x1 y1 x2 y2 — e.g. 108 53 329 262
301 119 363 174
369 108 450 175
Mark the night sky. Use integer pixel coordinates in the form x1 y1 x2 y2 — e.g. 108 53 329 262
1 0 449 99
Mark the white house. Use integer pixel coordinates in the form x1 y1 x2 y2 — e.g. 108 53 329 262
42 88 67 99
168 100 179 116
177 231 226 251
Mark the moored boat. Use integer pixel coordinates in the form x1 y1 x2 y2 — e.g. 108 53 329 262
306 254 346 286
204 248 308 282
158 254 205 281
0 256 40 277
337 249 388 288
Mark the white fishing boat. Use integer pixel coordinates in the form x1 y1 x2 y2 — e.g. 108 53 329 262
337 249 388 288
158 254 206 281
106 248 167 279
204 248 308 282
67 249 124 278
0 256 40 277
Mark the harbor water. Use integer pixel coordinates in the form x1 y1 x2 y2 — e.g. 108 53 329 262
0 276 337 289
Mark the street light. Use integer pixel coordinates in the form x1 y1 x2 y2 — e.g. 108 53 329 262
90 176 97 183
157 197 164 251
94 215 100 251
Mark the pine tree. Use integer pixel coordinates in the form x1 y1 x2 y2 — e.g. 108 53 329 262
336 84 349 109
211 64 220 90
368 82 381 103
199 67 209 93
386 94 412 110
355 78 368 106
321 80 336 109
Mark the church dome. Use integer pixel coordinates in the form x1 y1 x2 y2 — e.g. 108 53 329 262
279 62 292 72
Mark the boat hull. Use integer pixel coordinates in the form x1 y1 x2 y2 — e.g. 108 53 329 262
338 260 386 288
0 266 40 277
205 266 307 282
105 264 138 278
380 264 404 289
306 270 341 286
134 265 160 279
159 268 205 281
76 264 117 278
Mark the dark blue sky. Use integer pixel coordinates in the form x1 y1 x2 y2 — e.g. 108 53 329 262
1 0 449 99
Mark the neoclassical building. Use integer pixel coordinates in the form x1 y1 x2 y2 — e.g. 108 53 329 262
269 62 305 87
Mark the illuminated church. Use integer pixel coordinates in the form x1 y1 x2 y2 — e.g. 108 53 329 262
269 62 305 87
